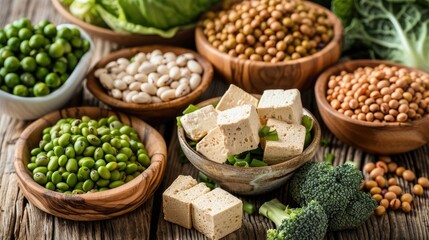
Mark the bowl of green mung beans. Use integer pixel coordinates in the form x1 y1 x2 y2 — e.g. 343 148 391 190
14 106 167 221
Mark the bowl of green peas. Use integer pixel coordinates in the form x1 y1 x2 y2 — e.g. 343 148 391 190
0 18 93 120
14 107 167 221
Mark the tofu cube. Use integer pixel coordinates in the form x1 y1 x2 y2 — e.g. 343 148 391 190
257 89 303 124
196 127 230 164
181 105 218 141
163 175 209 229
263 118 306 165
217 104 261 155
192 188 243 239
216 84 259 111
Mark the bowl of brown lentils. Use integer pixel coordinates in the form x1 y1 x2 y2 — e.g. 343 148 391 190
195 0 343 93
315 60 429 154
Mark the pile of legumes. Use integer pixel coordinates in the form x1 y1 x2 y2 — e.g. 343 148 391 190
94 50 203 104
0 18 90 97
27 116 150 194
363 156 429 216
201 0 334 62
327 64 429 122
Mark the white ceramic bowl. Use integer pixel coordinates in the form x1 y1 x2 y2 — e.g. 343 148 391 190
0 24 94 120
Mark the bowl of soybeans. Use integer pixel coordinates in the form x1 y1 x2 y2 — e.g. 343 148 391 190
86 45 214 121
315 60 429 154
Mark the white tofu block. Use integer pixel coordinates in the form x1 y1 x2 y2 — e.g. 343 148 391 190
196 127 230 164
257 89 303 124
192 188 243 239
215 84 259 111
163 175 200 228
181 105 218 141
217 104 261 155
263 118 306 165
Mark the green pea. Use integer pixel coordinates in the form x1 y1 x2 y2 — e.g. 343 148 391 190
82 146 96 157
58 155 68 167
120 140 130 148
49 42 64 58
65 158 78 173
33 166 48 174
129 140 138 152
35 156 49 166
102 142 116 155
137 143 146 150
138 154 151 168
58 133 71 147
66 173 77 187
77 166 90 180
45 182 55 191
135 162 145 172
96 179 109 187
35 67 49 81
109 180 124 189
72 189 85 194
125 175 134 183
80 157 95 168
43 24 57 37
129 132 139 141
47 156 59 171
33 172 48 185
65 146 75 158
117 162 126 171
62 172 70 181
94 159 106 169
31 148 42 156
56 182 69 191
87 134 101 146
53 146 64 157
125 163 138 175
58 27 72 40
106 162 117 171
105 154 116 163
20 72 36 87
116 153 128 162
110 170 121 181
21 56 37 72
33 82 50 97
12 85 29 97
51 171 62 185
74 181 84 190
29 34 45 49
97 166 111 180
119 147 133 158
45 72 61 88
90 170 99 181
94 147 104 160
74 139 87 155
27 163 37 171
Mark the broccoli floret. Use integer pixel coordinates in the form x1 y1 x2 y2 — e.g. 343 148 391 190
259 199 328 240
329 191 377 231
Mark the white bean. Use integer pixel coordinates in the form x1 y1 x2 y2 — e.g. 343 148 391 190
140 83 157 95
110 67 122 74
134 73 148 82
99 73 114 90
157 75 172 87
157 65 169 75
164 52 176 61
183 53 195 60
126 62 139 75
122 75 135 85
179 78 189 85
94 68 107 78
116 72 127 79
129 82 141 91
138 62 156 74
176 56 187 67
166 61 177 68
150 55 164 66
111 89 122 99
117 58 130 66
113 79 127 90
151 49 162 56
125 90 138 102
180 68 191 78
134 53 146 63
169 66 181 80
170 81 180 89
122 90 130 101
160 89 177 101
187 60 203 74
148 73 159 85
175 84 191 98
132 92 152 104
189 74 202 90
157 86 170 97
151 96 162 103
106 61 118 69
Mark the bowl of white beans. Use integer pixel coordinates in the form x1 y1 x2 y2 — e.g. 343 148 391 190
86 45 214 121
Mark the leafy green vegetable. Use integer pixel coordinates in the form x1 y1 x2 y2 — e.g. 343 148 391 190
333 0 429 72
259 126 279 141
69 0 106 27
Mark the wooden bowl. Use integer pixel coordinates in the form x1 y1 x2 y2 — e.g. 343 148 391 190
51 0 195 47
86 45 213 121
315 60 429 154
177 97 321 195
14 107 167 221
195 1 343 94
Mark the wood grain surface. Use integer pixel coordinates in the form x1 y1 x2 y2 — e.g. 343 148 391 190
0 0 428 239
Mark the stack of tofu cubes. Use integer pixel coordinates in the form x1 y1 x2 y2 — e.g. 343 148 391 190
181 84 307 165
163 175 242 239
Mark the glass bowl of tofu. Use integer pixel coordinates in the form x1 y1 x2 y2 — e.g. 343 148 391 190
177 85 321 195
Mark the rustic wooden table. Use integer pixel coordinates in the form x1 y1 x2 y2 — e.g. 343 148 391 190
1 0 429 239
